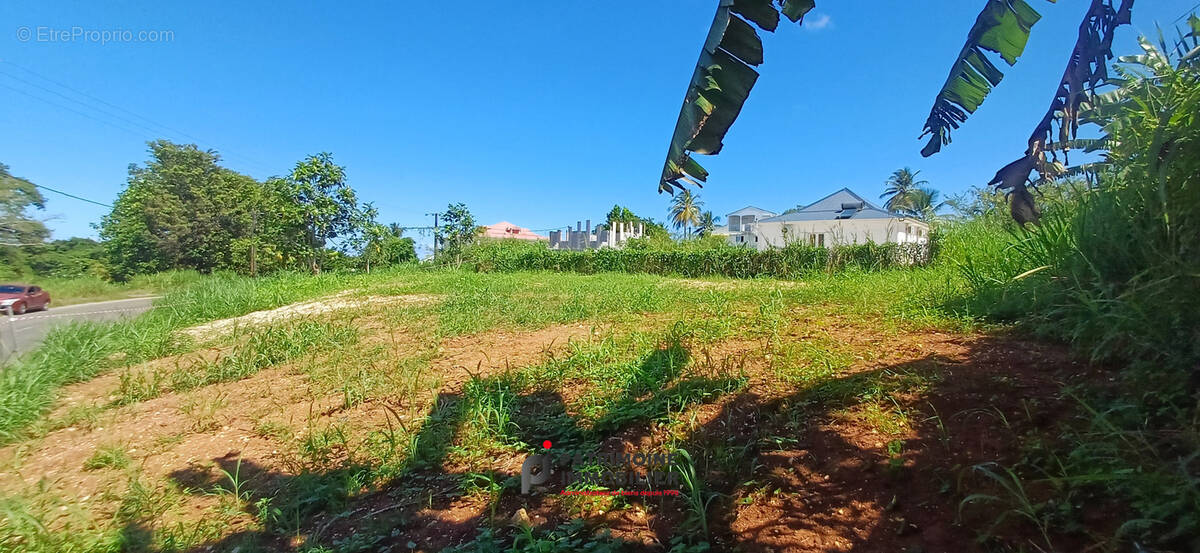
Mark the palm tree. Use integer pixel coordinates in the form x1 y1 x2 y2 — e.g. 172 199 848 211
897 186 946 221
881 168 928 212
669 190 703 238
695 211 720 236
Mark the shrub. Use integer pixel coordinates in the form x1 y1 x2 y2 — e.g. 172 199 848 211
464 239 930 279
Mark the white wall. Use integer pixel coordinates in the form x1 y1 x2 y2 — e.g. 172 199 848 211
728 218 929 251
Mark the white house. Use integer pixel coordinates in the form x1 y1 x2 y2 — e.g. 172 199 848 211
722 189 930 251
717 206 777 248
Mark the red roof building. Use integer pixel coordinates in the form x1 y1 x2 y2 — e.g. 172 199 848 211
481 221 547 241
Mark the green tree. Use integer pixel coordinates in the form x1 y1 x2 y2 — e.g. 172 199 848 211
669 190 703 237
0 163 49 245
359 223 417 272
231 176 309 276
0 164 51 278
282 153 372 274
22 238 107 278
881 168 929 212
944 185 1009 220
435 203 477 265
604 205 638 227
99 141 265 279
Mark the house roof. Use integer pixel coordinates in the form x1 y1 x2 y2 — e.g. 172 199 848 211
481 221 547 240
761 188 907 222
726 206 777 218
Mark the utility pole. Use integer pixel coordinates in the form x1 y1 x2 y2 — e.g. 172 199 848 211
425 211 440 261
249 209 259 277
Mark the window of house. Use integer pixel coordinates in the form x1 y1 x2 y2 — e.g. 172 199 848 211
754 236 758 242
818 234 825 248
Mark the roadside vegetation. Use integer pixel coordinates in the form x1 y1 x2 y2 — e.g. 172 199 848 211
16 272 203 307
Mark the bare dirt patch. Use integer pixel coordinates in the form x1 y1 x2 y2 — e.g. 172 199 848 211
431 323 600 389
299 319 1093 553
671 278 807 290
0 318 608 540
181 292 441 340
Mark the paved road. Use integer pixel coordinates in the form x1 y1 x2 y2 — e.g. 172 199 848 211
2 296 158 359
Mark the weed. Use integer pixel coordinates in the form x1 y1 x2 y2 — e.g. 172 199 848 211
254 419 294 442
178 392 228 432
83 444 131 471
673 449 717 540
460 470 511 520
299 422 355 469
959 462 1057 550
211 455 252 503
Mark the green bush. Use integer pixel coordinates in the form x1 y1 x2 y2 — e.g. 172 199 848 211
464 238 930 279
944 34 1200 550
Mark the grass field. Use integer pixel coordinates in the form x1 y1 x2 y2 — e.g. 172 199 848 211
0 262 1122 553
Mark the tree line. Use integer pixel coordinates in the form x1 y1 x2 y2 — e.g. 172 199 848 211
2 141 420 281
98 141 417 279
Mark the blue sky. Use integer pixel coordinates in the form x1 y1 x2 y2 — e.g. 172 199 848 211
1 1 1194 254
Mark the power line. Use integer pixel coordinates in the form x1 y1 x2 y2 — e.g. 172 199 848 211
0 71 173 139
0 81 151 138
1174 3 1200 23
33 184 112 208
1 61 193 137
0 61 274 173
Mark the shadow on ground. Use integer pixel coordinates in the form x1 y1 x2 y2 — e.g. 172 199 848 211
158 331 1090 552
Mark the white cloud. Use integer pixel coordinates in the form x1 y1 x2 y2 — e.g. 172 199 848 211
804 13 832 31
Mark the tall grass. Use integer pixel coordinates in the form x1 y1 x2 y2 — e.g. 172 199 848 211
944 36 1200 549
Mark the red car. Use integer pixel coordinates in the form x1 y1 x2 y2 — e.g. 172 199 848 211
0 284 51 315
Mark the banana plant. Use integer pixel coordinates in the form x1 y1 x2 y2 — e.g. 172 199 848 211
659 0 816 194
919 0 1045 158
1031 19 1200 186
983 0 1134 223
659 0 1141 225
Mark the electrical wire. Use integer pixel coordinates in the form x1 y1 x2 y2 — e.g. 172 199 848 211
33 184 112 208
0 81 151 138
0 61 273 173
